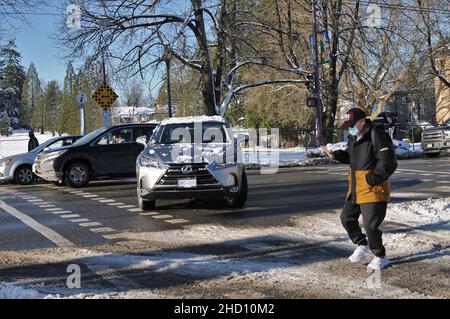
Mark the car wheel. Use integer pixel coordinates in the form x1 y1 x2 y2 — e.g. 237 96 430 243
14 165 35 185
425 153 440 158
64 162 90 188
225 171 248 209
137 190 156 210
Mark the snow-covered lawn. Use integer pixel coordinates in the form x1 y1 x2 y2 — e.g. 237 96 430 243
307 139 423 159
0 130 54 158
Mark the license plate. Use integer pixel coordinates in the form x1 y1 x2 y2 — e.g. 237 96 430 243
178 178 197 188
427 144 433 147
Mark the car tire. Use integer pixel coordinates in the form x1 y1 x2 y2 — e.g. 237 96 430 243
137 191 156 210
64 162 90 188
224 171 248 209
13 165 35 185
425 153 440 158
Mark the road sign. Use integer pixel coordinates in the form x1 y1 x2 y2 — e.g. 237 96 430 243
309 30 331 65
76 93 87 105
76 93 87 135
92 85 118 110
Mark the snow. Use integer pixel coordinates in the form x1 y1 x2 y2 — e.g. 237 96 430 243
0 130 54 158
0 197 447 299
160 116 226 125
387 197 450 226
112 106 155 117
307 139 423 158
0 283 44 299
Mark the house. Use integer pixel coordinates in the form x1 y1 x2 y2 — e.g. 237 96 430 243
110 106 155 124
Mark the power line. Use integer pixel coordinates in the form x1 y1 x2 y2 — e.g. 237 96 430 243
0 12 59 16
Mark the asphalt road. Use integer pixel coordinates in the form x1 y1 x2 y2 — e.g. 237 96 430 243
0 157 449 298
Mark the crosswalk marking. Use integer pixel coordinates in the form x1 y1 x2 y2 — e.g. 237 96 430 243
90 227 115 233
60 214 81 219
79 222 102 227
127 208 142 212
140 212 159 216
51 210 73 215
152 214 173 219
108 202 125 206
166 219 189 224
118 205 135 209
69 218 90 223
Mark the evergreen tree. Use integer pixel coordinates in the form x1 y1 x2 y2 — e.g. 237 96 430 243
21 62 41 128
42 80 62 136
0 38 26 128
60 62 79 134
0 111 11 136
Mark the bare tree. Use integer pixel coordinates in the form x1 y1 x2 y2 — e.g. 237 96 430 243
56 0 311 116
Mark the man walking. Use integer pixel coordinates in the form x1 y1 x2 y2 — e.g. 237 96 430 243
28 130 39 152
322 108 397 270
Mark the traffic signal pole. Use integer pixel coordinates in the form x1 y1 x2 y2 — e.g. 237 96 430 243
312 0 324 146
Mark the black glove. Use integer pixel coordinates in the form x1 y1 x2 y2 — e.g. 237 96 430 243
366 172 384 186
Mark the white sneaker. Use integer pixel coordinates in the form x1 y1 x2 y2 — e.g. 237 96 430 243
348 245 371 263
368 256 390 270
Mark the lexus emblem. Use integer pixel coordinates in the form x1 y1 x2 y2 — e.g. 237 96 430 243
181 165 193 174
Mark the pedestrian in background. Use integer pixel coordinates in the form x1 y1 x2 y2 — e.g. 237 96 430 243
322 108 397 270
28 130 39 152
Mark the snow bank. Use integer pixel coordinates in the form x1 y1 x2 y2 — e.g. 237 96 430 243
387 197 450 226
0 131 54 158
0 283 44 299
307 139 423 159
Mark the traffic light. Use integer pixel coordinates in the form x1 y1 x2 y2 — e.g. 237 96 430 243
306 97 318 108
306 74 315 93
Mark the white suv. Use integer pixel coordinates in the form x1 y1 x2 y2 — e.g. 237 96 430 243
136 116 248 210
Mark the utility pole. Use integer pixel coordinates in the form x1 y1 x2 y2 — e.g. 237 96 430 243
312 0 324 146
164 47 173 118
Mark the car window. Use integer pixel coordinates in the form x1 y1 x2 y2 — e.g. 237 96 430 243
156 123 231 144
133 126 155 142
95 128 133 145
46 140 65 150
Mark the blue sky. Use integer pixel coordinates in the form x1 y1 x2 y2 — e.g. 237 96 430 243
13 8 68 86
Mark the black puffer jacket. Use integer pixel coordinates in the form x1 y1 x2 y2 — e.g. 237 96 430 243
333 119 398 204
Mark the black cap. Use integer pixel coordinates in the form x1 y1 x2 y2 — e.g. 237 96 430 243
340 108 367 130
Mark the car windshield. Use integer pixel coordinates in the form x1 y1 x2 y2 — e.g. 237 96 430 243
30 137 61 153
155 122 232 144
72 127 108 146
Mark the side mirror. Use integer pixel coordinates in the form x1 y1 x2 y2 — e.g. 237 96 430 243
136 136 148 146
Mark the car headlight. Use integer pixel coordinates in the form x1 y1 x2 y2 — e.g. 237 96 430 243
139 155 164 169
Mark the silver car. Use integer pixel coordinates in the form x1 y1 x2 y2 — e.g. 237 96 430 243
0 135 80 185
136 116 248 210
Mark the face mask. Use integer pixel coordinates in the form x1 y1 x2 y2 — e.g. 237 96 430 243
348 126 359 136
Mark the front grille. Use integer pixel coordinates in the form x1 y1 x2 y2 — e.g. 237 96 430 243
422 130 443 142
157 163 221 188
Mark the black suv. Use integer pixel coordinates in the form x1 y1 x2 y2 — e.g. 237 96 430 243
33 124 157 187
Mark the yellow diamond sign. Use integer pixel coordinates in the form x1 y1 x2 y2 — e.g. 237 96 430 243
92 85 118 110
